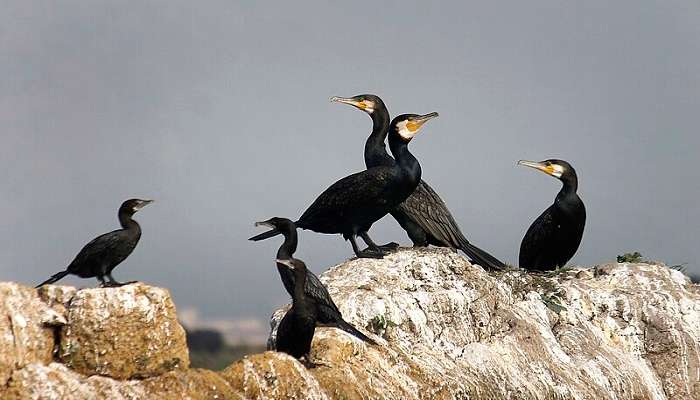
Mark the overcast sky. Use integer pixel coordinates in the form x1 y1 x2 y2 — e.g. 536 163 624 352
2 1 698 324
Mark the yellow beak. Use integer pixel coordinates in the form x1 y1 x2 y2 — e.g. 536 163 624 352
517 160 556 176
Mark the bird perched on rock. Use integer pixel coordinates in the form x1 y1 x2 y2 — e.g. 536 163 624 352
36 198 153 288
250 112 438 259
331 94 506 271
253 217 375 344
518 159 585 271
274 257 318 362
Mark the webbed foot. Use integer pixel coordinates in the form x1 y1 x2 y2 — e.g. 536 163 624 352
100 280 138 288
377 242 399 251
355 249 386 259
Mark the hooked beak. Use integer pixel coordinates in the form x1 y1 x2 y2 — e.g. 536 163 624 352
275 259 295 270
254 220 274 229
331 96 367 110
136 199 154 210
518 160 555 176
407 112 439 131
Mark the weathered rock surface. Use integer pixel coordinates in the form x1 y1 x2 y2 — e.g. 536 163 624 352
1 248 698 399
257 248 700 400
3 362 245 400
59 283 189 379
0 283 62 386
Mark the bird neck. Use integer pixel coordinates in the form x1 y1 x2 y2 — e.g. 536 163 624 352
364 109 393 168
292 266 308 306
388 132 421 183
557 175 578 198
276 228 298 260
118 212 140 231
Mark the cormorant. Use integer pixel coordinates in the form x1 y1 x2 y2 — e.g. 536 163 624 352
254 217 375 344
250 112 438 259
35 198 153 288
518 159 585 271
331 94 506 271
274 258 317 361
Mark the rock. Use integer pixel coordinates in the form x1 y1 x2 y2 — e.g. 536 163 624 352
59 283 189 379
0 283 59 386
138 368 245 400
2 362 145 399
1 248 699 399
3 363 246 400
261 247 700 400
220 351 329 400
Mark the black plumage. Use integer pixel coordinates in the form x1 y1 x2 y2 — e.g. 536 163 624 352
518 159 586 271
275 258 318 360
35 198 153 288
332 94 506 271
250 112 438 259
253 217 375 344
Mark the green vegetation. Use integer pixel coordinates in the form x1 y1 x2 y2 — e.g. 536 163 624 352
616 252 644 263
368 314 397 337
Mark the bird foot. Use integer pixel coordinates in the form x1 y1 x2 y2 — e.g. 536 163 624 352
361 242 399 253
377 242 399 251
355 249 386 259
100 280 138 288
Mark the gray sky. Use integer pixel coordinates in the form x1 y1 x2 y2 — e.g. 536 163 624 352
2 1 699 324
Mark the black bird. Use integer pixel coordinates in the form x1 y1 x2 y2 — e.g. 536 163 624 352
275 258 317 360
254 217 375 344
250 112 438 259
36 198 153 288
518 159 586 271
331 94 506 271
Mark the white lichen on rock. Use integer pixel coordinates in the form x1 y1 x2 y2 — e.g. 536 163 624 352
1 248 698 399
59 283 189 379
0 283 59 386
264 247 700 399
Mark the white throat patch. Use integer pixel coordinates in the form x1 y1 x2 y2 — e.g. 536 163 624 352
396 120 416 140
551 164 565 178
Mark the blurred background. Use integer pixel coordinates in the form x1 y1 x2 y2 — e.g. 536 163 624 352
2 1 698 368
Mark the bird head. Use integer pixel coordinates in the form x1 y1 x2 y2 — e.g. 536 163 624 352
275 258 307 273
518 159 577 183
331 94 385 116
254 217 295 231
391 112 439 142
120 198 154 215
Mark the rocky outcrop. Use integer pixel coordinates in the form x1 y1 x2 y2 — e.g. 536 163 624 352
0 283 61 387
257 248 700 400
1 248 699 399
58 284 189 379
0 282 207 399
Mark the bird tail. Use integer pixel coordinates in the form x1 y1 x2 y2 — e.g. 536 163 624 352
35 270 70 288
333 319 377 345
458 238 508 271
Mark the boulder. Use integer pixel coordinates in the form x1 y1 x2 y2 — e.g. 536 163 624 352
261 247 700 399
1 248 699 399
3 363 245 400
0 283 62 386
59 283 189 379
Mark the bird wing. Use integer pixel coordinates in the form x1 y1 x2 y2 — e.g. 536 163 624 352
396 180 465 247
304 271 342 316
68 229 136 271
299 167 394 221
519 207 556 268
